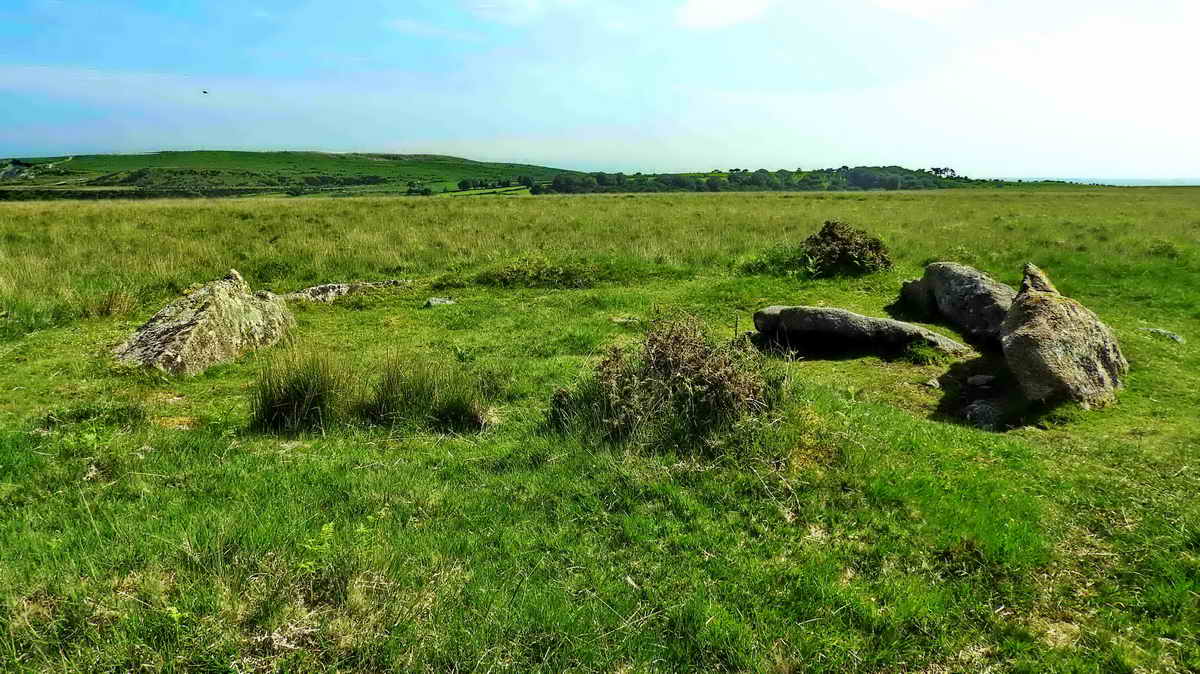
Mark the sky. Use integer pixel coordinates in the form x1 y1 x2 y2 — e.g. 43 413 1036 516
0 0 1197 179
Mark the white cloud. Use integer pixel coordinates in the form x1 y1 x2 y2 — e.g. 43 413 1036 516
675 0 773 29
694 4 1200 178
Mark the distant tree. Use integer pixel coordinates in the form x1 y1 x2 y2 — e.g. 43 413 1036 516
458 179 472 191
705 176 726 192
518 175 535 188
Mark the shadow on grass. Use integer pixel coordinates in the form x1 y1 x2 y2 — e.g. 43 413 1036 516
749 330 917 363
932 354 1089 432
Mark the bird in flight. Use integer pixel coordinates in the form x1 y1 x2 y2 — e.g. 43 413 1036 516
202 90 209 94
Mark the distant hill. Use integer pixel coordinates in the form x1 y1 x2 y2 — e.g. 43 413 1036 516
1 151 1140 201
0 151 576 199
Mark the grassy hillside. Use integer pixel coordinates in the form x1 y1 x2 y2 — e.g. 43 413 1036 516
1 151 573 197
1 189 1197 671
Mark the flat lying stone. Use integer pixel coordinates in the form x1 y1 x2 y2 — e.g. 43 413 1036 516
423 297 456 308
115 269 293 375
1138 327 1185 344
754 306 970 356
285 279 409 303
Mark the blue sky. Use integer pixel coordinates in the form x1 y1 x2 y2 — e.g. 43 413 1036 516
1 0 1196 178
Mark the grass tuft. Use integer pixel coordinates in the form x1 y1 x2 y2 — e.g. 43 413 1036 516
250 352 349 433
900 341 954 366
358 358 490 433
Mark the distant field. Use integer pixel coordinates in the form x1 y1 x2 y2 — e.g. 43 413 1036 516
1 151 570 198
1 189 1197 671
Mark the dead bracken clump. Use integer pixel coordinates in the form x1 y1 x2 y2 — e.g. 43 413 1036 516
802 220 893 278
549 316 783 452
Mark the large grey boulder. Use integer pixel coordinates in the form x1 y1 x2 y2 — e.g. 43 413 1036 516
1000 264 1128 408
754 306 970 356
115 270 293 375
900 262 1016 343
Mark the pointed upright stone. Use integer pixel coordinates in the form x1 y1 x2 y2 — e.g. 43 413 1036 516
1000 264 1128 408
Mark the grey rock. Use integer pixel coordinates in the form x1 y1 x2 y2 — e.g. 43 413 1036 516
115 269 293 375
423 297 456 308
967 375 996 387
899 262 1017 343
924 378 941 389
754 306 971 356
963 399 1004 431
285 279 409 303
1139 328 1185 344
1000 264 1129 408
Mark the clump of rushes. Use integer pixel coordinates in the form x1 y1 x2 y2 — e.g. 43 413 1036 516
251 352 349 433
359 358 490 433
550 316 783 453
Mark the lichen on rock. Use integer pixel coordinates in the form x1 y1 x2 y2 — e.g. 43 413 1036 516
115 269 294 375
1000 264 1128 408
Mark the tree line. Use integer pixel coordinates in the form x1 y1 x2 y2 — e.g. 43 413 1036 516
526 166 1017 194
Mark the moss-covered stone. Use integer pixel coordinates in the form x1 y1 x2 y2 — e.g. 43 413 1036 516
115 269 293 375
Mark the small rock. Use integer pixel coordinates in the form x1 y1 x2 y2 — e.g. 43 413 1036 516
963 399 1004 431
610 316 640 325
1139 328 1185 344
923 378 941 389
423 297 456 308
967 375 996 387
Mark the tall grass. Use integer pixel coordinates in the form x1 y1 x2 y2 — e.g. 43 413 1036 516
359 358 490 432
251 352 494 434
3 189 1197 340
250 352 349 433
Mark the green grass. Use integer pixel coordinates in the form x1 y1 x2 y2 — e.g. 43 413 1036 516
0 189 1198 671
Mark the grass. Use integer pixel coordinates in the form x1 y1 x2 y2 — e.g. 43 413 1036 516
358 357 492 432
250 352 348 433
0 188 1198 670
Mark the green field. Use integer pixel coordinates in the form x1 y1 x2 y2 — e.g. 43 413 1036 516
1 151 569 197
1 189 1198 671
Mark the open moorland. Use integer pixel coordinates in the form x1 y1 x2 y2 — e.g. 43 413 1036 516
1 188 1198 671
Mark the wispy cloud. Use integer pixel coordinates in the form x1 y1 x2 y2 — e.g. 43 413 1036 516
385 18 477 40
676 0 774 29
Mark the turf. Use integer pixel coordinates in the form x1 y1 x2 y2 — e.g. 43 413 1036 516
0 189 1197 671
